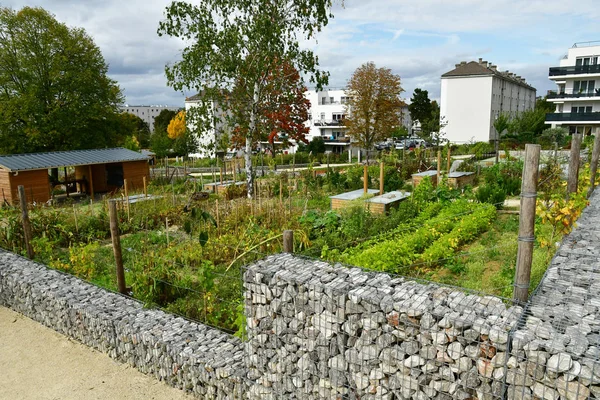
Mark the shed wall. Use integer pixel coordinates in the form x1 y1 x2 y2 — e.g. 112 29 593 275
7 170 50 204
122 161 149 192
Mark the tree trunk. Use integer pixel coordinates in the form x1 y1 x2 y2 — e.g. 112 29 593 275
246 83 258 199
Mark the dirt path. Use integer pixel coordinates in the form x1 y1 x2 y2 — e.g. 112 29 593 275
0 306 193 400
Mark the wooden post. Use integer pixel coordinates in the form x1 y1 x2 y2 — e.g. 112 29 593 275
64 167 69 198
88 165 94 199
379 161 384 195
437 150 442 182
283 230 294 253
567 133 583 199
447 146 452 172
165 157 169 179
220 167 223 184
143 176 148 198
588 133 600 198
513 144 540 303
18 185 34 259
495 139 499 164
108 200 127 295
363 164 368 194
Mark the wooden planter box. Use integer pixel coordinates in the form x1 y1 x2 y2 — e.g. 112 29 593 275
447 172 475 188
412 170 438 188
330 189 379 211
366 191 411 215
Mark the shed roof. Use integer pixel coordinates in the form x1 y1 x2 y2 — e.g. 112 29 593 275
0 148 150 172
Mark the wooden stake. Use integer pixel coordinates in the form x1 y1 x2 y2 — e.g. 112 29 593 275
588 133 600 198
165 217 170 246
73 205 79 234
447 146 452 172
280 176 283 206
513 144 540 303
567 133 583 199
108 200 127 295
379 161 384 195
220 167 223 184
143 176 147 198
363 164 368 194
216 199 220 235
88 165 94 199
18 185 34 259
283 230 294 253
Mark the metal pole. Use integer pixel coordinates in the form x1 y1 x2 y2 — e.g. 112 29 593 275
567 133 583 199
109 200 127 295
588 133 600 198
283 230 294 253
18 185 34 259
437 150 441 182
513 144 540 303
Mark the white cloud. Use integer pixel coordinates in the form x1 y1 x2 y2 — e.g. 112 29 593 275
3 0 599 104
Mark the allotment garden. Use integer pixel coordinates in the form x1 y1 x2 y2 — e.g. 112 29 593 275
0 145 594 335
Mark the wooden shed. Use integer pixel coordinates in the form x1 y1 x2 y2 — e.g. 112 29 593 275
412 170 438 188
0 148 151 204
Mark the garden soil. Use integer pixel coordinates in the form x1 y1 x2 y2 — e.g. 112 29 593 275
0 306 192 400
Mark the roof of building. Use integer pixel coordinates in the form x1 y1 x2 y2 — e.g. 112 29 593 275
0 148 150 172
442 59 536 91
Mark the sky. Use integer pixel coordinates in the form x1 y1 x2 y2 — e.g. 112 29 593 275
5 0 600 107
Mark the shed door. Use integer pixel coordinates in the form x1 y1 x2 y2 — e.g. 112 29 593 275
106 164 124 187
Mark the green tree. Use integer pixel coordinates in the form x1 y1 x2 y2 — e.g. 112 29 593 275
0 7 123 154
408 88 432 126
344 62 404 153
118 113 151 148
421 100 447 146
493 113 511 140
158 0 333 198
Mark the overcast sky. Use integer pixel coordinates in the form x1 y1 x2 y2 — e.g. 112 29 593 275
5 0 600 106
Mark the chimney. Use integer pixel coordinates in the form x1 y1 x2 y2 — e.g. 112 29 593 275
490 64 497 71
478 58 483 63
460 61 467 66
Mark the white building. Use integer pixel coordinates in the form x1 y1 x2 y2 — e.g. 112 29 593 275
304 89 352 153
120 105 180 133
546 42 600 136
184 93 232 158
440 59 536 143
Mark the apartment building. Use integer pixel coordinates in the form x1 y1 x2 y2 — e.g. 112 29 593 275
120 105 180 133
184 93 231 158
304 89 353 154
546 42 600 136
440 59 536 143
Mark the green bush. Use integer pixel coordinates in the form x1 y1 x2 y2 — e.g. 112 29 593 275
476 184 506 208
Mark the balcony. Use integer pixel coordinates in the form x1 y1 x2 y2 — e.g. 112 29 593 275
322 136 350 144
546 112 600 122
314 119 346 127
549 64 600 77
547 89 600 99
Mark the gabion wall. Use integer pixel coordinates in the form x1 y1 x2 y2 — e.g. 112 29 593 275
3 190 600 400
0 251 247 399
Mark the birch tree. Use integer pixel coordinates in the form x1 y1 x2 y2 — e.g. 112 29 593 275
158 0 333 197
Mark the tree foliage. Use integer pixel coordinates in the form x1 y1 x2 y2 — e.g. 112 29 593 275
118 113 150 148
408 88 432 125
154 109 178 135
493 112 510 140
344 62 404 151
167 111 186 139
0 7 123 154
158 0 333 197
229 60 311 153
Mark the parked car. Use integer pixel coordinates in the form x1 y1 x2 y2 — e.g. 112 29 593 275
375 141 393 151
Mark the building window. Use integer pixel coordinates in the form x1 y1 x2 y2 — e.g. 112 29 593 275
576 56 598 66
571 106 592 113
341 96 351 104
320 112 325 121
573 80 596 94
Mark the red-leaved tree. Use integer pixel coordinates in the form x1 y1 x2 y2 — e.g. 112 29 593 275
230 58 311 154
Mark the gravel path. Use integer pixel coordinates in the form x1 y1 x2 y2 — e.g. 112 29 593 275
0 306 193 400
